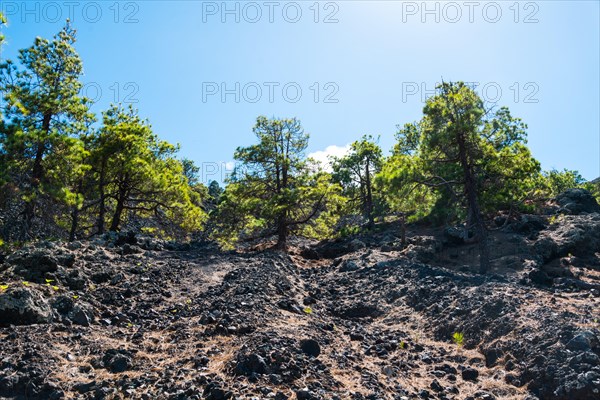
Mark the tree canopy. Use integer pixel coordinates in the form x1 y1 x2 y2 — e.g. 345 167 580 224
331 135 384 228
0 22 597 275
211 116 344 249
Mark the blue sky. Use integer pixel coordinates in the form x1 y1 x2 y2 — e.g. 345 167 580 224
1 1 599 183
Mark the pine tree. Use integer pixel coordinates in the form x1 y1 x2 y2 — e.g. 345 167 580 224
80 104 206 237
0 21 94 238
213 116 342 249
379 82 541 273
331 135 383 228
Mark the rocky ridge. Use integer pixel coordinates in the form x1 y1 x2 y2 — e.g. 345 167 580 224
0 204 599 399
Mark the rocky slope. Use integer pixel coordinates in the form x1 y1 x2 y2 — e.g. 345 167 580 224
1 195 600 399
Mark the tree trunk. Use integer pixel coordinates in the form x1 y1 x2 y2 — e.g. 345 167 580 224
110 185 127 231
22 112 52 236
276 147 289 250
69 206 79 242
276 213 287 250
97 159 107 234
365 161 374 228
457 132 489 274
69 180 83 241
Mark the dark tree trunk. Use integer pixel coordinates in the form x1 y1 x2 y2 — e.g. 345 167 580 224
457 132 489 274
365 161 374 228
275 145 289 250
276 213 287 250
110 184 127 231
69 180 83 241
22 112 52 235
69 207 79 242
97 159 107 234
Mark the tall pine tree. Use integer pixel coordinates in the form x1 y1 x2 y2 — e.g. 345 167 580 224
0 21 94 239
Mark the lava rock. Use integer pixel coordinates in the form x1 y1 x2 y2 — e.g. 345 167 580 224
73 381 97 394
508 215 548 237
0 287 53 326
71 305 93 326
102 349 133 373
443 227 468 245
461 367 479 382
529 269 553 285
430 379 444 392
295 388 318 400
7 249 60 282
534 214 600 263
555 188 600 215
300 339 321 358
234 353 268 376
333 303 382 319
566 331 599 352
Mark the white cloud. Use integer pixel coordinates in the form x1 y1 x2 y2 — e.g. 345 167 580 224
308 144 351 172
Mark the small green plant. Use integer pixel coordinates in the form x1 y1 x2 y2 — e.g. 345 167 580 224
52 285 59 291
303 307 313 314
399 340 406 349
452 332 464 347
45 279 54 284
0 284 8 291
22 281 30 287
548 214 564 225
72 295 79 299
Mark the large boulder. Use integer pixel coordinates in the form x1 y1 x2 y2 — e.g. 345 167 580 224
508 215 547 236
51 295 95 326
0 288 53 326
7 247 75 282
534 214 600 265
555 189 600 215
405 236 441 263
443 226 468 246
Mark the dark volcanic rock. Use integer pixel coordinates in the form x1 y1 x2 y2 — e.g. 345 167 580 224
529 268 553 285
566 331 600 352
508 215 547 236
0 288 53 326
301 238 366 259
102 349 133 373
51 295 95 326
300 339 321 358
555 188 600 215
534 214 600 267
234 353 268 376
333 303 383 319
461 367 479 382
295 388 319 400
443 226 468 245
0 224 599 399
7 249 60 282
